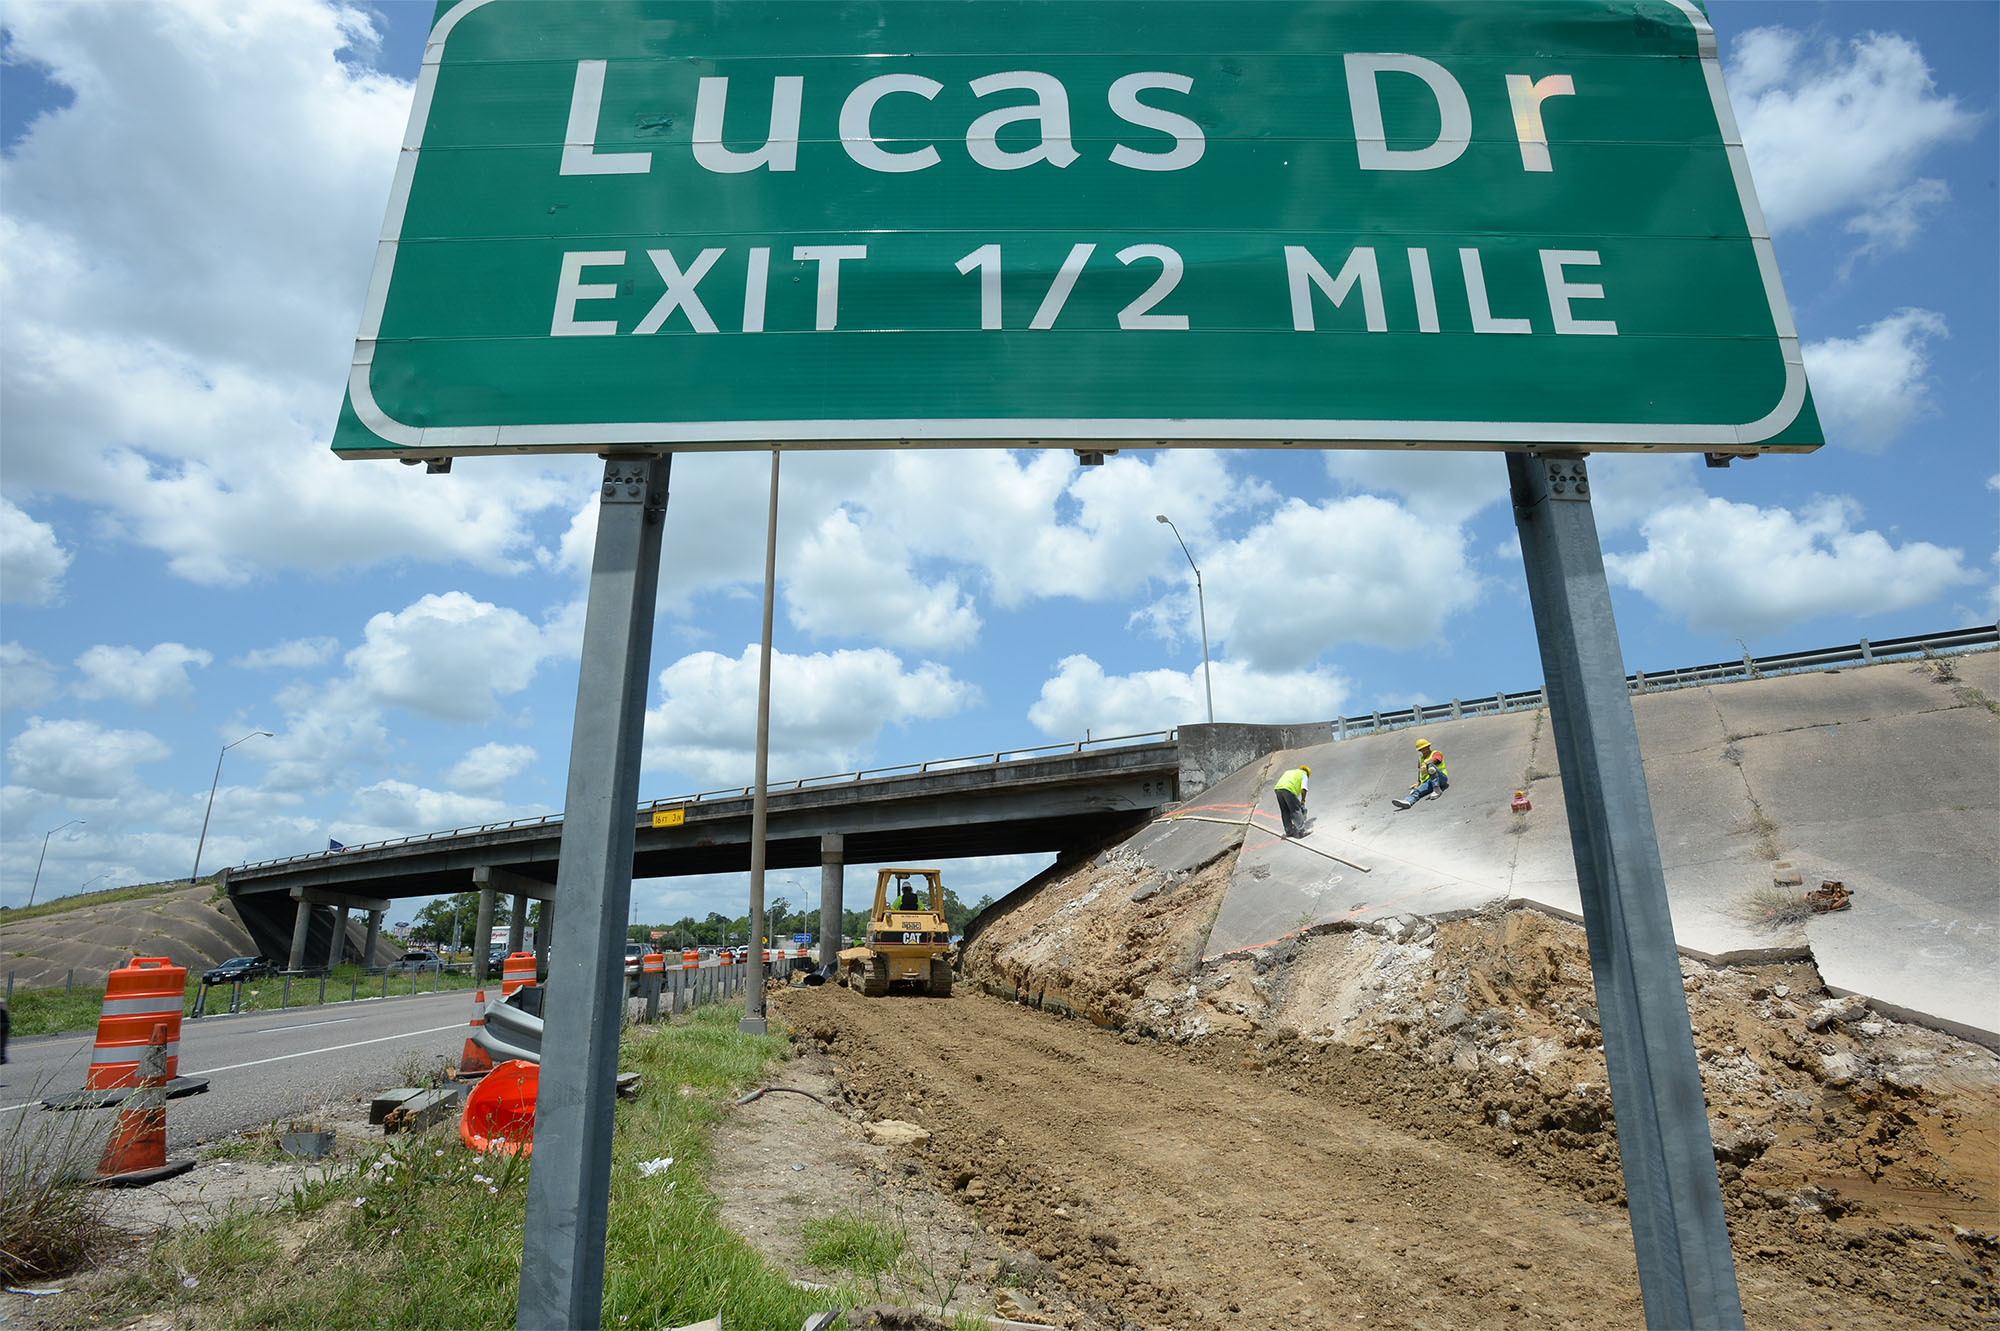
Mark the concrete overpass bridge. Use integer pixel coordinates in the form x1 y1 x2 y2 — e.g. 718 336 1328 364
220 733 1182 972
219 625 1995 978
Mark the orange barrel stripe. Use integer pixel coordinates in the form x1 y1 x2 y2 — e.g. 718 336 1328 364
500 951 538 998
642 952 664 976
681 948 698 970
87 957 187 1090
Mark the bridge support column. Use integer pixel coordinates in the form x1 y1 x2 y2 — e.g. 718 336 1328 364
362 910 383 968
509 896 527 954
819 834 844 974
287 899 312 972
474 889 496 981
534 901 551 968
327 905 350 969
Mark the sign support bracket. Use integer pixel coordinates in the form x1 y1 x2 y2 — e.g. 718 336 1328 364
517 453 671 1331
1508 451 1744 1329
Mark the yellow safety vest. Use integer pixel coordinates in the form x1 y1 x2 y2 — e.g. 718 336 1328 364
1276 768 1307 797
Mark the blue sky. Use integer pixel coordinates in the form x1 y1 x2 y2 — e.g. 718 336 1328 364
2 1 1994 930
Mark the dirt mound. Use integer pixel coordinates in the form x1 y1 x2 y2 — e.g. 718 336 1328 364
924 845 1999 1327
0 882 258 989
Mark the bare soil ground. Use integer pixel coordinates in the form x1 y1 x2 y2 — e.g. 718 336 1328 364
724 841 1997 1330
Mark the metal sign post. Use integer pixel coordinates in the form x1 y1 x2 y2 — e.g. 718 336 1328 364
742 449 779 1034
517 455 669 1331
1508 453 1744 1329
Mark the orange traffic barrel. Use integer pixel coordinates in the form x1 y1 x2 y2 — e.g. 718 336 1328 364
681 948 698 970
93 1023 195 1187
460 1059 538 1156
88 957 186 1090
500 951 538 997
642 952 664 977
718 949 733 966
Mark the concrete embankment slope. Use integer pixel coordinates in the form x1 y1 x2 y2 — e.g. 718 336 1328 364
1168 652 1998 1046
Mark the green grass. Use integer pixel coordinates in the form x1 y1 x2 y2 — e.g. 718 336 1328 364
803 1211 908 1279
7 963 487 1038
0 878 191 927
89 1004 848 1330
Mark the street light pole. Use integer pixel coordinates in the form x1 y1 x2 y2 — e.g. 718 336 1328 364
27 819 84 909
190 730 272 885
1155 514 1214 725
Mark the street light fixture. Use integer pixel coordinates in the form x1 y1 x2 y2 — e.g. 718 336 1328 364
190 730 273 885
1155 514 1215 725
27 818 84 909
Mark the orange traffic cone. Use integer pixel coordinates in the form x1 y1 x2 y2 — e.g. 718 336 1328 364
95 1023 195 1187
457 989 494 1078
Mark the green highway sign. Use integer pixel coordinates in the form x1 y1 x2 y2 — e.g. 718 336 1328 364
334 0 1822 458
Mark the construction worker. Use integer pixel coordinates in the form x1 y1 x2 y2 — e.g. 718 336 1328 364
1274 764 1311 837
1393 739 1447 810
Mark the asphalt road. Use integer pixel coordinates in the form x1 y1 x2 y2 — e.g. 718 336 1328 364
2 989 475 1154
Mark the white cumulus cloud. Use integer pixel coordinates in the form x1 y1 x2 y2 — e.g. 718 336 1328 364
643 646 976 786
1729 28 1979 243
72 642 214 705
0 643 63 711
344 780 529 839
1605 496 1976 635
447 742 538 792
0 497 72 605
233 637 340 670
785 509 981 652
1804 310 1947 451
5 715 171 799
1027 655 1351 737
0 0 591 587
345 592 555 722
1196 496 1482 670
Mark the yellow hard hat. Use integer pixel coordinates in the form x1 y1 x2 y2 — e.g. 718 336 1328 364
1415 737 1431 749
1301 765 1311 775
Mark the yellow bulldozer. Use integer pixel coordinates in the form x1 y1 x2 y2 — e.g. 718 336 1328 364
837 867 954 997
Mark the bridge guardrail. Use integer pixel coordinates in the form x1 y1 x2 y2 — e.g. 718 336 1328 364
1316 624 1994 742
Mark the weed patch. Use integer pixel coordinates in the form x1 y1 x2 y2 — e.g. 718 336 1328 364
78 1003 839 1330
1734 885 1815 932
0 1073 113 1284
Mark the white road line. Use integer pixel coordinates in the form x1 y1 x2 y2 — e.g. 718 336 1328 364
3 1022 466 1114
261 1017 358 1034
186 1023 466 1077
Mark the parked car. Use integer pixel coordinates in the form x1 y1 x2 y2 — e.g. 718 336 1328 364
387 949 443 973
202 955 275 986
